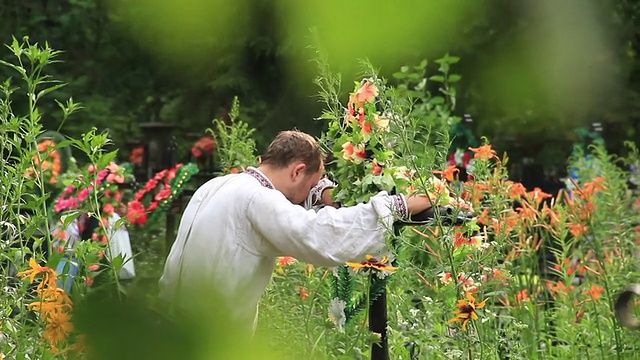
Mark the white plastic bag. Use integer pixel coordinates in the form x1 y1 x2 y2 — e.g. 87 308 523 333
54 213 136 280
106 213 136 280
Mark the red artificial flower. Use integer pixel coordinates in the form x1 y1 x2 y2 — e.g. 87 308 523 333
126 201 148 225
191 135 216 158
129 146 145 166
154 188 172 202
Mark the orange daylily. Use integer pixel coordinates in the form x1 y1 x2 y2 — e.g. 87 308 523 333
515 202 538 224
17 258 58 290
277 256 296 267
468 144 496 160
516 289 530 303
545 280 575 297
477 208 490 226
541 203 561 225
568 223 589 238
583 284 605 300
578 176 606 200
453 232 483 249
507 181 527 199
434 165 460 182
525 187 552 205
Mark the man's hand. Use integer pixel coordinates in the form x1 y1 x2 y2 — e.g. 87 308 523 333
321 188 340 208
404 194 432 215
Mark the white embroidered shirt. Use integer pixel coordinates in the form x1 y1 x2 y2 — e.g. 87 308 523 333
158 167 407 327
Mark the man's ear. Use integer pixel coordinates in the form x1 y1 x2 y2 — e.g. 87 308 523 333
291 162 307 181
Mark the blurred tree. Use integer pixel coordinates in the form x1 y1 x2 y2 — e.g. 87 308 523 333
1 0 638 165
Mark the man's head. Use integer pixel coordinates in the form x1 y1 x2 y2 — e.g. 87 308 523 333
258 130 324 204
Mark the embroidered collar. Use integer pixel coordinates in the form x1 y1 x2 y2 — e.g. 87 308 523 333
244 167 275 190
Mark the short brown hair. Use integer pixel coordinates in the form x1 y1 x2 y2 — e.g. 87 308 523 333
260 130 323 173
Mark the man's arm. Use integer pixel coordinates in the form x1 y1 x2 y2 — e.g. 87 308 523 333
247 188 414 267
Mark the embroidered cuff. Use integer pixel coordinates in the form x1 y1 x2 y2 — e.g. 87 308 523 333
307 177 337 207
391 194 408 219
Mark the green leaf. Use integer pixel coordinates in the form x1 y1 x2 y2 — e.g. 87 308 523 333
380 174 396 191
96 150 118 170
429 97 445 105
35 82 66 101
110 254 125 271
0 60 27 77
429 75 445 83
414 60 428 71
448 74 462 83
61 212 81 229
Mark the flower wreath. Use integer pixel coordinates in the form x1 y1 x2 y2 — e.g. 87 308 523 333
53 163 128 214
126 163 199 225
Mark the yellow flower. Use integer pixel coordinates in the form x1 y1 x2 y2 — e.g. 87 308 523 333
16 258 57 290
28 300 70 319
43 311 73 351
345 255 398 274
448 292 487 331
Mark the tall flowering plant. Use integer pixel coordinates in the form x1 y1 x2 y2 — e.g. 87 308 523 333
208 97 258 175
316 57 472 336
324 78 401 206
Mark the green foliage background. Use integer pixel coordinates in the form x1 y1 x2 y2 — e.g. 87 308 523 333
2 0 639 164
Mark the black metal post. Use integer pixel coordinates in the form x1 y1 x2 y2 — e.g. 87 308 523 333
369 225 404 360
369 287 390 360
138 122 179 253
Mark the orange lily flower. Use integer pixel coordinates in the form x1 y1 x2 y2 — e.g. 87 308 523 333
17 258 58 290
434 165 460 182
468 144 496 160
